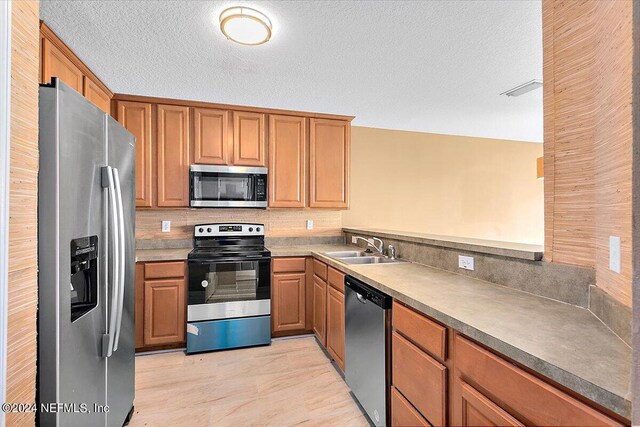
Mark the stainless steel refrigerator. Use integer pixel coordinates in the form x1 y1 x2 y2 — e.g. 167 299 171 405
38 78 135 426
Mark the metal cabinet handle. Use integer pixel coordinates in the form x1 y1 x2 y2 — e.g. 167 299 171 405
112 168 126 352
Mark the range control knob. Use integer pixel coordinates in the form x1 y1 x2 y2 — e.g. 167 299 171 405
201 280 209 288
207 227 212 233
249 227 254 232
198 227 204 233
256 227 261 232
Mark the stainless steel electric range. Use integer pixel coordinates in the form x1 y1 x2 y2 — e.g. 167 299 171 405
186 223 271 354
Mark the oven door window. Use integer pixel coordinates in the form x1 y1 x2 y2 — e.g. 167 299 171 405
188 259 270 306
192 172 254 202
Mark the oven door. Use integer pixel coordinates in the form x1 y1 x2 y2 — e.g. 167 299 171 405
187 257 271 322
190 165 267 208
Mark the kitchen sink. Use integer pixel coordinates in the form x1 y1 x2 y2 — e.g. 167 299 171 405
324 250 369 258
340 256 406 265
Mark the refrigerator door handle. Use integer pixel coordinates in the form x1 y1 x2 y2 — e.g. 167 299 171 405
102 166 120 358
112 168 126 352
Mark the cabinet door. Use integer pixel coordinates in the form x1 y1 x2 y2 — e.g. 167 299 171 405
157 104 190 207
193 108 229 165
83 77 110 113
143 278 186 346
312 275 327 346
41 37 83 93
309 119 350 208
268 115 306 207
457 380 523 427
116 101 154 207
326 285 345 371
233 111 265 166
272 273 306 333
135 263 145 350
391 386 430 427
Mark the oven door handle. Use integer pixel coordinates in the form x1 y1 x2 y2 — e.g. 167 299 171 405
188 256 272 263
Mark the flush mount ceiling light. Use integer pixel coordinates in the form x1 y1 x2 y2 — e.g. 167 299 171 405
501 79 543 97
219 6 272 46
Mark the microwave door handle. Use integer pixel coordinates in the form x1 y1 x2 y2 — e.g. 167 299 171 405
112 168 126 352
101 166 119 358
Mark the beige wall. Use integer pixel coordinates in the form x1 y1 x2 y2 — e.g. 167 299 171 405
8 1 39 426
343 126 544 245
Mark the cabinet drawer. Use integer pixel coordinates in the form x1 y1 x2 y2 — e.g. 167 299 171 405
313 259 328 281
391 386 430 427
454 334 624 427
144 261 185 279
393 300 446 361
392 331 446 426
327 266 345 293
272 257 306 273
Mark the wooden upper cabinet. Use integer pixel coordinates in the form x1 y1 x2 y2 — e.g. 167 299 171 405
193 108 229 165
41 37 83 93
233 111 266 166
83 77 110 113
272 272 306 333
116 101 154 207
268 115 306 207
157 105 190 207
309 119 350 208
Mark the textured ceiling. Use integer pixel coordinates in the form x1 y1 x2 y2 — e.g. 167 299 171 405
40 0 543 142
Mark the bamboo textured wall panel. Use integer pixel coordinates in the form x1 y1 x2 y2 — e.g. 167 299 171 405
543 0 633 306
592 0 633 306
136 209 343 240
8 2 39 425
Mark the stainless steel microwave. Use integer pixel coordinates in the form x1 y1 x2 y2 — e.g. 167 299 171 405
190 165 267 208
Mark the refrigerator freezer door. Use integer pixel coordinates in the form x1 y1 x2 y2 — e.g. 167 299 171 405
38 79 107 426
105 116 136 426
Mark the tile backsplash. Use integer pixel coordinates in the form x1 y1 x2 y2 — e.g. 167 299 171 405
136 208 343 240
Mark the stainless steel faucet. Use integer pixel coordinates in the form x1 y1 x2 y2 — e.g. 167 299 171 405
354 236 385 255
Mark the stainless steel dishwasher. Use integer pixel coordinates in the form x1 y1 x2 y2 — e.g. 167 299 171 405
345 275 392 426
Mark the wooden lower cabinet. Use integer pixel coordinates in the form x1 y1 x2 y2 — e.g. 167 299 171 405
391 386 430 427
390 299 627 427
326 285 345 371
272 272 306 333
312 274 327 346
392 331 446 426
135 261 187 351
456 379 523 427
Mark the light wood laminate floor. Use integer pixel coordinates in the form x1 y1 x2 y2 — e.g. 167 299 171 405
129 336 369 426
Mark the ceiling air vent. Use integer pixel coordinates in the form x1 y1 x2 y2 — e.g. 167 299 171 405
500 79 542 97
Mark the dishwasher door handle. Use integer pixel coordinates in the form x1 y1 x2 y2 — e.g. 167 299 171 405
356 292 367 304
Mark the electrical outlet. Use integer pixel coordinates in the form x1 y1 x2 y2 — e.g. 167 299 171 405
306 220 314 230
609 236 621 273
458 255 475 271
161 221 171 233
351 236 358 244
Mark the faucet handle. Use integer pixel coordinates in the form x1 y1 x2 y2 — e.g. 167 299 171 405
388 244 397 259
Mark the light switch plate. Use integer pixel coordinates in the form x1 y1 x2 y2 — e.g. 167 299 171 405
161 220 171 233
306 220 314 230
458 255 475 271
609 236 621 273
